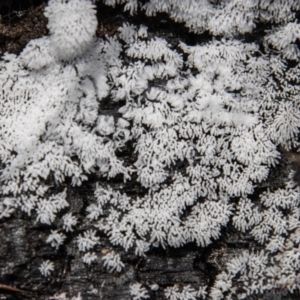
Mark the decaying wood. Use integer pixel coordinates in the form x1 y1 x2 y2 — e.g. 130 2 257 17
0 283 30 294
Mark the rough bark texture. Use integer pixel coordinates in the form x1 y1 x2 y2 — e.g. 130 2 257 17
0 1 299 300
1 164 296 300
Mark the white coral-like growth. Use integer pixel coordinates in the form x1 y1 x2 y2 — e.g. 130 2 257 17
130 283 149 300
1 1 300 299
82 252 98 265
102 251 125 272
20 37 55 70
266 22 300 60
104 0 300 37
62 213 78 232
39 260 55 277
165 285 198 300
49 292 82 300
44 0 98 60
77 229 99 252
46 230 66 249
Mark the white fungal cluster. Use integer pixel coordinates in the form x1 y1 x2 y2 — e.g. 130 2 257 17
1 0 300 299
